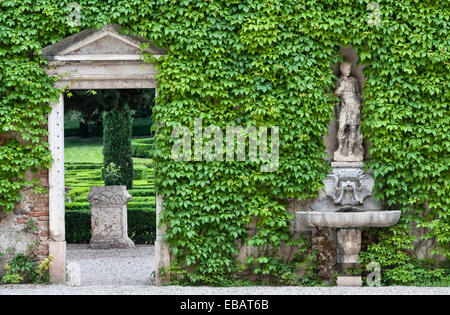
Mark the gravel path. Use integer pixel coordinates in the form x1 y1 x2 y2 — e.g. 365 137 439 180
0 285 448 295
66 244 155 286
0 244 448 295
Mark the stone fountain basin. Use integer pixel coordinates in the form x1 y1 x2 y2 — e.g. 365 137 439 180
296 211 401 229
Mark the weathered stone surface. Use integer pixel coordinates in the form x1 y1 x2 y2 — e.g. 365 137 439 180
311 163 382 212
66 261 82 287
337 276 363 287
337 229 361 264
297 211 402 229
38 24 168 283
42 24 165 90
0 211 37 272
88 186 134 249
311 228 337 283
0 171 50 271
334 62 364 162
49 241 66 283
410 221 447 262
331 161 364 168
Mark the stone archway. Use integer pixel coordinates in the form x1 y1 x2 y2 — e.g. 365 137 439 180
42 24 169 284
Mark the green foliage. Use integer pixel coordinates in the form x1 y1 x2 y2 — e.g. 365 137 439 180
64 89 153 138
151 0 335 285
102 162 122 185
100 164 149 181
66 201 156 211
128 209 157 245
1 254 52 285
65 210 92 243
0 0 448 286
65 209 156 244
103 103 134 189
133 165 148 180
131 138 154 158
65 119 153 138
358 1 450 258
132 118 154 137
360 222 450 286
245 236 320 286
382 262 449 287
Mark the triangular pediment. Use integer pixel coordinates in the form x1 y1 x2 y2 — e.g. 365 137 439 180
42 24 165 61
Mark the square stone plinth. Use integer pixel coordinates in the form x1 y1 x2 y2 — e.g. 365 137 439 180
88 186 134 249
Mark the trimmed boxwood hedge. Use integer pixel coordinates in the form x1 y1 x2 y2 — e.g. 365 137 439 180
66 201 156 211
65 162 102 170
128 189 155 197
131 143 153 158
132 123 153 137
65 210 91 244
65 209 156 244
131 138 154 159
100 164 150 181
133 165 148 180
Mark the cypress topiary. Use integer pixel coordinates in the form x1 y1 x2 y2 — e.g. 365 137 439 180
103 102 134 189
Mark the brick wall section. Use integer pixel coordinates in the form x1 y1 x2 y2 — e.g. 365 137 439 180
0 131 50 265
13 169 50 263
33 169 50 262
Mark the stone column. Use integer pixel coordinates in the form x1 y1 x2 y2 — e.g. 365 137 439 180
154 86 171 286
155 193 171 285
88 186 134 249
336 228 362 286
48 93 67 284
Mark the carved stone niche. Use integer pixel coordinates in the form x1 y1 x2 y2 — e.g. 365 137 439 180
87 186 134 249
324 45 369 161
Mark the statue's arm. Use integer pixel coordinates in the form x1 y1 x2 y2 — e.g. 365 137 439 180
335 78 345 96
334 77 344 117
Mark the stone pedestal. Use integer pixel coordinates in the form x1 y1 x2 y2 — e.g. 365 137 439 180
334 150 363 163
336 228 362 286
337 276 363 287
88 186 134 249
337 228 361 264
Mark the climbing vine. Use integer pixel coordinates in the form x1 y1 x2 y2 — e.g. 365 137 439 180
0 0 448 285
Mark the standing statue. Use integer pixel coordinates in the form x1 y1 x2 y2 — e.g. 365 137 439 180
334 62 364 162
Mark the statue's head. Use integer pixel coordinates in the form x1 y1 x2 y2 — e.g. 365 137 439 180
340 62 352 77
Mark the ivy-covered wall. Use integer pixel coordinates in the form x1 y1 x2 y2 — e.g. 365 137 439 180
0 0 448 285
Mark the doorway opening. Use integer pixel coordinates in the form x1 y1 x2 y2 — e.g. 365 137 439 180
63 89 156 285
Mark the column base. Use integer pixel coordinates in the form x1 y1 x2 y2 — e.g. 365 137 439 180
337 276 363 287
155 239 171 285
49 241 66 284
